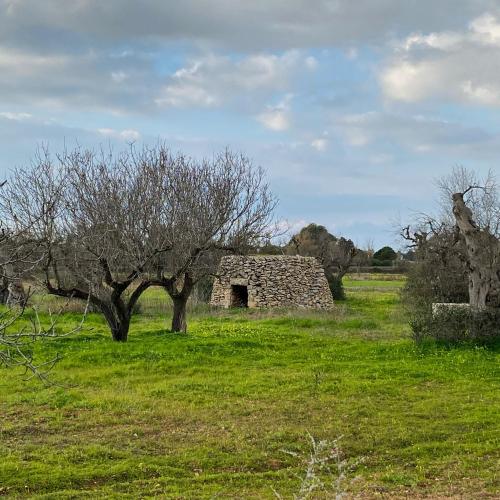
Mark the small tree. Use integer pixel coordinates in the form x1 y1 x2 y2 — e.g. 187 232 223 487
1 146 174 342
372 246 397 266
285 224 356 300
0 180 85 379
151 150 276 332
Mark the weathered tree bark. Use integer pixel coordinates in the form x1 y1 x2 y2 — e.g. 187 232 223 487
0 264 25 306
452 192 500 310
171 296 187 333
163 273 194 333
45 269 153 342
0 273 9 305
102 305 131 342
5 280 27 308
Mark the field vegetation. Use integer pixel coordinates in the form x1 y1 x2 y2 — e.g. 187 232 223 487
1 277 498 498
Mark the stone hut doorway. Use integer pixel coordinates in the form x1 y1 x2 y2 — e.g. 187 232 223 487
231 285 248 307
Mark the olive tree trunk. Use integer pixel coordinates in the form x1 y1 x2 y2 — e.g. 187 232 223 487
164 273 194 333
452 192 500 310
102 305 131 342
171 296 188 333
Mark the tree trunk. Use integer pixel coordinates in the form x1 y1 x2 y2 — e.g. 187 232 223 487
452 193 500 310
171 295 188 333
44 278 143 341
0 274 9 305
110 317 130 342
102 305 131 342
163 273 194 333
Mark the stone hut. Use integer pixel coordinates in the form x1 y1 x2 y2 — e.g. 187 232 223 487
210 255 333 309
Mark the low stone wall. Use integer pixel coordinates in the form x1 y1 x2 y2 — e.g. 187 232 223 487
210 255 333 309
432 302 470 317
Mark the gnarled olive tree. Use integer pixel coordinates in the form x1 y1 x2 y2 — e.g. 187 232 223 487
452 190 500 310
402 167 500 342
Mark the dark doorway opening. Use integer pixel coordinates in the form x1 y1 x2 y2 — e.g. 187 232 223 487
231 285 248 307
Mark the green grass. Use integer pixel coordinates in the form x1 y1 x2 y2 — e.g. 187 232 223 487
344 274 406 291
344 279 405 288
1 280 499 498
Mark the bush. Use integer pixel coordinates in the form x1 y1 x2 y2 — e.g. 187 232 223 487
410 305 500 345
373 246 397 262
403 255 500 344
402 238 473 344
328 276 345 301
371 258 394 267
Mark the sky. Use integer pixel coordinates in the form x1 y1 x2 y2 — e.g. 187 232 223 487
1 0 500 249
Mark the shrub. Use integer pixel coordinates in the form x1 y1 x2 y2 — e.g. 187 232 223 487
328 276 345 301
372 258 394 267
373 246 397 262
410 305 500 345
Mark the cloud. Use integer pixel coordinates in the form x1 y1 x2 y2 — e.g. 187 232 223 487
0 1 493 51
256 94 293 131
310 138 328 151
257 109 290 131
0 1 493 117
0 111 32 121
381 12 500 106
0 44 160 113
97 128 141 141
336 111 492 154
156 51 313 109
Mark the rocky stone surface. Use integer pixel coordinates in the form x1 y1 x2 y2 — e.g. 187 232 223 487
432 302 470 317
210 255 333 309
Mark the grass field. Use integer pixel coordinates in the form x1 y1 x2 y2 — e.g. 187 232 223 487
1 279 499 498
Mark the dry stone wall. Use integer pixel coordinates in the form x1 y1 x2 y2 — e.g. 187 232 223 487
210 255 333 309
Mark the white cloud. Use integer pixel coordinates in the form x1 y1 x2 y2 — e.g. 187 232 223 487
256 94 293 131
111 71 128 83
0 43 161 113
0 112 32 121
311 138 328 151
156 51 314 109
335 110 498 160
305 56 318 69
345 47 358 59
461 80 500 105
470 12 500 45
98 128 141 141
257 109 290 131
381 13 500 106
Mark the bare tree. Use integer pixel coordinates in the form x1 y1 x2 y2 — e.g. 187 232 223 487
0 179 86 380
0 300 87 383
437 166 500 236
151 150 276 332
1 146 175 341
451 188 500 310
435 166 500 310
402 167 500 342
1 145 276 338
